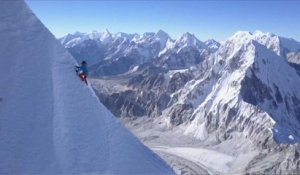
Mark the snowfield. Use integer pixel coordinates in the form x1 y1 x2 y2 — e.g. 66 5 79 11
152 146 234 174
0 1 174 174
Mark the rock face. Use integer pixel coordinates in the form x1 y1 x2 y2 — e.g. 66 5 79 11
94 64 194 119
90 31 300 174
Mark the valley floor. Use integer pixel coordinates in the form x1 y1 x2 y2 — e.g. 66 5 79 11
153 148 210 175
121 117 261 175
90 78 289 175
152 146 230 175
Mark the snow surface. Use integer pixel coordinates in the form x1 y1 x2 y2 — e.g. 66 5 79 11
152 146 234 174
0 1 174 174
228 30 300 57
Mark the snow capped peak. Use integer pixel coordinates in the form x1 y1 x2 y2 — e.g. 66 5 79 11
252 30 278 42
223 31 255 56
204 39 220 52
179 32 196 40
229 31 253 42
129 31 170 49
130 34 141 42
114 32 136 41
205 39 218 44
176 32 203 47
100 29 112 44
87 31 102 40
73 31 86 36
143 32 156 38
131 32 155 43
155 30 170 49
156 29 169 38
228 30 300 57
115 32 128 38
60 31 86 45
226 30 281 56
254 30 274 37
252 31 281 55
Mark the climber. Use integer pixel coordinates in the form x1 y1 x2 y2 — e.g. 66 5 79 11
75 61 88 85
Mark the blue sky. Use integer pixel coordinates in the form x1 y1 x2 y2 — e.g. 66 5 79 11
26 0 300 41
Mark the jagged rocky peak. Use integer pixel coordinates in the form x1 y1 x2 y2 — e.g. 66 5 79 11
60 31 85 45
204 39 220 45
130 32 156 43
227 31 253 46
254 30 275 37
114 32 136 40
156 29 169 38
99 29 112 44
176 32 203 47
73 31 86 36
142 32 156 38
204 39 221 52
231 30 253 38
87 30 102 40
218 31 253 59
155 29 171 48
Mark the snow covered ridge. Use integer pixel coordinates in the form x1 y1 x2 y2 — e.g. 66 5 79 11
0 1 174 174
61 29 300 62
60 29 300 77
60 30 220 75
228 30 300 57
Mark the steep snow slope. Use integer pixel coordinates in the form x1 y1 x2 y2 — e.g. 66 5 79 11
0 1 174 174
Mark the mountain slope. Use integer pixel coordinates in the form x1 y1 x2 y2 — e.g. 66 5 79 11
158 31 300 144
161 32 300 173
91 31 300 174
0 1 174 174
181 37 300 144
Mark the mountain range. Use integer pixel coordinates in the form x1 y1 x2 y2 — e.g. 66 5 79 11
61 29 300 174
